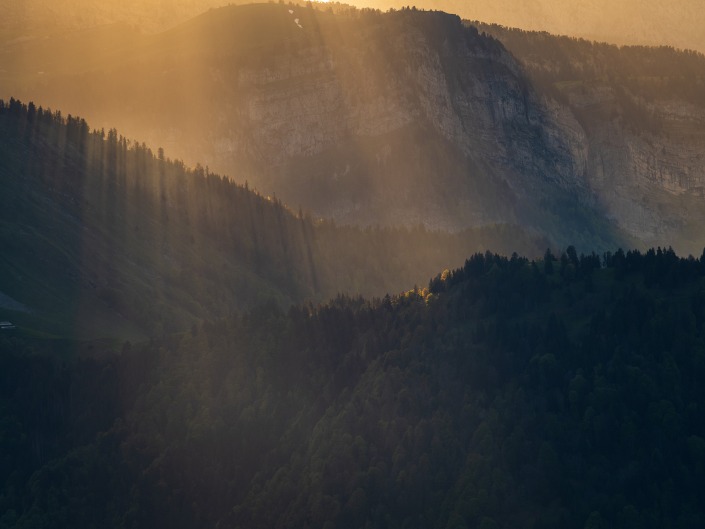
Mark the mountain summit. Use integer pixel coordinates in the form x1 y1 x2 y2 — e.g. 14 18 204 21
4 4 705 252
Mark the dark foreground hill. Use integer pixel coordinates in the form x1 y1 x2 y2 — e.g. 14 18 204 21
2 247 705 528
0 98 544 339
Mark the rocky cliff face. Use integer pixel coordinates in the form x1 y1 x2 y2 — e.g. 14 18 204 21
176 6 606 244
5 4 705 252
477 23 705 252
579 98 705 244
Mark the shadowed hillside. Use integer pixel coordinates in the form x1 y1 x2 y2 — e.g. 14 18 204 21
474 23 705 253
2 247 704 527
0 98 545 339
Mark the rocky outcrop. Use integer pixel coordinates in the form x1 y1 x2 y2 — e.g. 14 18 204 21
197 8 597 239
476 23 705 252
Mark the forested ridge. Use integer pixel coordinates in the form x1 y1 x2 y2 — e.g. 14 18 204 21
2 246 704 528
0 98 544 339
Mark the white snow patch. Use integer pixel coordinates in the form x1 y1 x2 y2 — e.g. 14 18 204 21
295 18 303 28
288 9 294 14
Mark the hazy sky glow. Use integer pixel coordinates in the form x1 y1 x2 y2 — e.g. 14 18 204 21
362 0 705 53
0 0 702 53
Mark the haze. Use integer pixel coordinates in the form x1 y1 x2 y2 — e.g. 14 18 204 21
1 0 703 54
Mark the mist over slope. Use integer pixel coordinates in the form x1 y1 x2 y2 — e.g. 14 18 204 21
4 4 636 252
0 0 241 35
3 248 705 528
5 4 705 253
0 98 544 339
2 0 703 54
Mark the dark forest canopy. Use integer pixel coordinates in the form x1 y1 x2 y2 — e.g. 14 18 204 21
0 98 546 339
2 245 705 528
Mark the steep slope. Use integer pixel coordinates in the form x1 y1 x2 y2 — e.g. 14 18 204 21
2 248 704 528
7 5 704 252
475 23 705 253
0 98 318 339
0 98 545 338
1 4 628 251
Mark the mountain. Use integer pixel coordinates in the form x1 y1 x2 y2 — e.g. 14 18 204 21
474 23 705 253
4 4 705 253
3 4 704 528
0 98 544 339
3 0 704 55
0 0 242 35
0 4 629 252
3 247 704 528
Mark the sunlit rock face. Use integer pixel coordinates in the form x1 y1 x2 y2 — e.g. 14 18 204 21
6 4 705 251
216 9 593 238
219 8 598 244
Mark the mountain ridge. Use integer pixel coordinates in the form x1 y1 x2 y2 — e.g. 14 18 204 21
3 4 638 251
2 0 704 54
0 97 547 339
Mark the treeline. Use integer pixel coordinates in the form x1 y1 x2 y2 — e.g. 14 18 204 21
0 97 322 335
2 245 704 528
0 98 546 337
474 22 705 94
